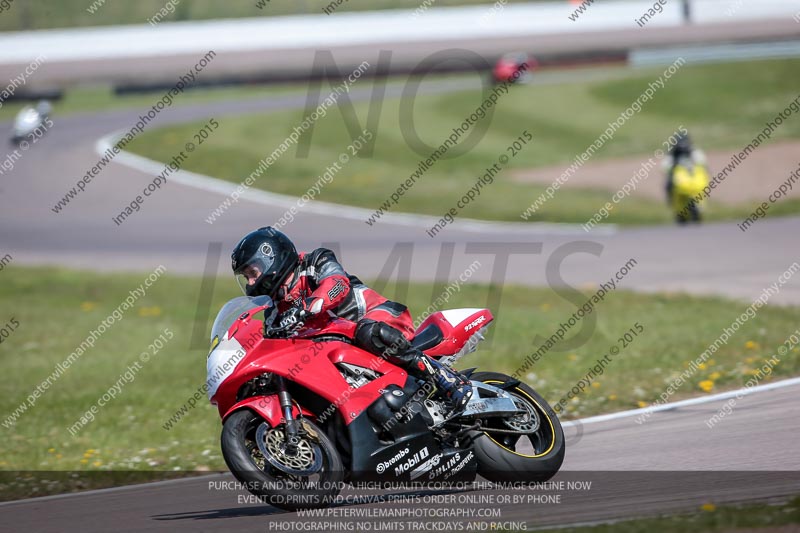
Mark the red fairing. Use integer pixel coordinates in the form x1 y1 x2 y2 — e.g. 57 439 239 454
207 299 490 427
492 55 538 82
293 316 357 339
222 394 314 425
328 349 407 420
415 308 494 357
209 311 406 425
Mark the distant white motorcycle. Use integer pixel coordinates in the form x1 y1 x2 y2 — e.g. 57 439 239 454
11 101 51 145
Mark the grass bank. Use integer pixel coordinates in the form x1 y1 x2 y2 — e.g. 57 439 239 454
125 58 800 226
0 266 798 497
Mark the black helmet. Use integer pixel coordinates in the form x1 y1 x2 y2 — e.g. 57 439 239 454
231 227 299 298
671 132 692 157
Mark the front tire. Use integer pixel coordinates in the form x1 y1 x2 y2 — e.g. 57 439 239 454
221 409 344 510
469 371 565 482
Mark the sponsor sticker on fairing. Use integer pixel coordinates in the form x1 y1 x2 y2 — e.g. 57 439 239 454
375 446 409 474
464 315 486 332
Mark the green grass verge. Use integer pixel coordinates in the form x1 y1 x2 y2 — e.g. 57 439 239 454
1 267 798 497
532 496 800 533
125 57 800 226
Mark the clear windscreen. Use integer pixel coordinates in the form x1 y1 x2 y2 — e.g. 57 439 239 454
209 295 273 348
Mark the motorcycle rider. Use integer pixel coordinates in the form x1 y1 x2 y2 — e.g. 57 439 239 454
35 100 52 120
663 131 708 223
230 226 473 415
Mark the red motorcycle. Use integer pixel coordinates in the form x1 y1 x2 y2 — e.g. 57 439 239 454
207 295 564 510
492 52 537 84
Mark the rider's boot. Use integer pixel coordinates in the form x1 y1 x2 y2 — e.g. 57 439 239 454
407 350 473 415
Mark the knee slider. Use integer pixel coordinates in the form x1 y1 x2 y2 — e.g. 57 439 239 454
376 322 410 355
354 320 383 355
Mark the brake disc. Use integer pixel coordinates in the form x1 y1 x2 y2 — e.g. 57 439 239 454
502 395 540 433
255 422 323 476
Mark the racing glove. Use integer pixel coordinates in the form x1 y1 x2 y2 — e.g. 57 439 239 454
273 307 310 335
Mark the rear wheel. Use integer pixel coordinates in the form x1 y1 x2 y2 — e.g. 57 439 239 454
469 371 565 482
689 202 702 223
221 409 344 510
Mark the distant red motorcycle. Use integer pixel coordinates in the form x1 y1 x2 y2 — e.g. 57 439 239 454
207 295 564 510
493 52 537 84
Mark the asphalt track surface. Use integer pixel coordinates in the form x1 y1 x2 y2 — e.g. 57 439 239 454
2 24 800 531
3 381 799 532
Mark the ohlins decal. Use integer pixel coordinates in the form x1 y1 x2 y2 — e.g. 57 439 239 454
444 450 474 479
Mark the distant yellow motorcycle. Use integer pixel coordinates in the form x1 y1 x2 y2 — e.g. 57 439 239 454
669 161 710 223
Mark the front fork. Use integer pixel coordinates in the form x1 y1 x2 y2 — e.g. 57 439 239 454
276 376 302 454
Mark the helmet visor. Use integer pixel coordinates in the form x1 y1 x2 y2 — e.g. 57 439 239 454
233 255 275 296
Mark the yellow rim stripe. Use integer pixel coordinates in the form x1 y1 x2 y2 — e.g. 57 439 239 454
482 380 556 459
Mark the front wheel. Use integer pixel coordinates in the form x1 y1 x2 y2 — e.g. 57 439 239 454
468 371 565 482
221 409 344 510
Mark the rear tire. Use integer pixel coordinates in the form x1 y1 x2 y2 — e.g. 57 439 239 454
689 202 702 223
221 409 344 510
468 371 565 482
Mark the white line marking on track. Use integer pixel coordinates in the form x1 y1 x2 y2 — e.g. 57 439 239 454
561 376 800 428
96 133 614 236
